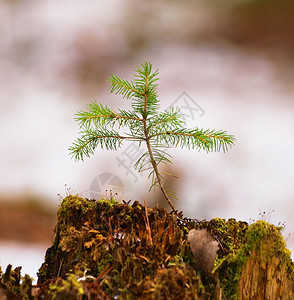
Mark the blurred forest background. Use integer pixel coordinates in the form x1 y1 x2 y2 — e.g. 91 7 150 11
0 0 294 281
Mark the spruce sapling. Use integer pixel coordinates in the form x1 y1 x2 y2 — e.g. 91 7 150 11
69 62 235 211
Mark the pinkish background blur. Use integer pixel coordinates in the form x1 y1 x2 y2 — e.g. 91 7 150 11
0 0 294 281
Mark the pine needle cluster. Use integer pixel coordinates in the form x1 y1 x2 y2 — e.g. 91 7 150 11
69 62 235 210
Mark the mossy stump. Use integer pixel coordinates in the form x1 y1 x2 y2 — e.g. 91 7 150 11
239 221 294 299
217 220 294 299
1 195 293 299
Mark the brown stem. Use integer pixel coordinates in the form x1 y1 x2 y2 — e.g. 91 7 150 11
143 119 176 211
142 73 176 211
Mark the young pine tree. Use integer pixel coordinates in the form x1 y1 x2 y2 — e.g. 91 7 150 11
69 62 235 211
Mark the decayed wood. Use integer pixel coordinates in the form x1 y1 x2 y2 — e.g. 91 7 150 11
240 251 293 300
238 223 294 300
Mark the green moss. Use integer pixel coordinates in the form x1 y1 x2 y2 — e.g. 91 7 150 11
97 252 113 274
57 195 96 219
49 274 84 299
97 198 118 208
217 251 244 298
243 221 294 278
208 218 248 253
244 221 288 255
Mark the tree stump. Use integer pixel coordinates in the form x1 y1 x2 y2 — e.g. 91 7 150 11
238 221 294 299
1 196 293 299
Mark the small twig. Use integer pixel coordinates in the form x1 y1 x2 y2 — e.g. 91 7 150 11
57 257 64 278
144 200 153 245
96 264 113 281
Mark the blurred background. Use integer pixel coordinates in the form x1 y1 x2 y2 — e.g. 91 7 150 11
1 0 294 282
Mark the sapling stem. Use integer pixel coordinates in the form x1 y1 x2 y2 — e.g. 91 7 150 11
143 118 176 211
